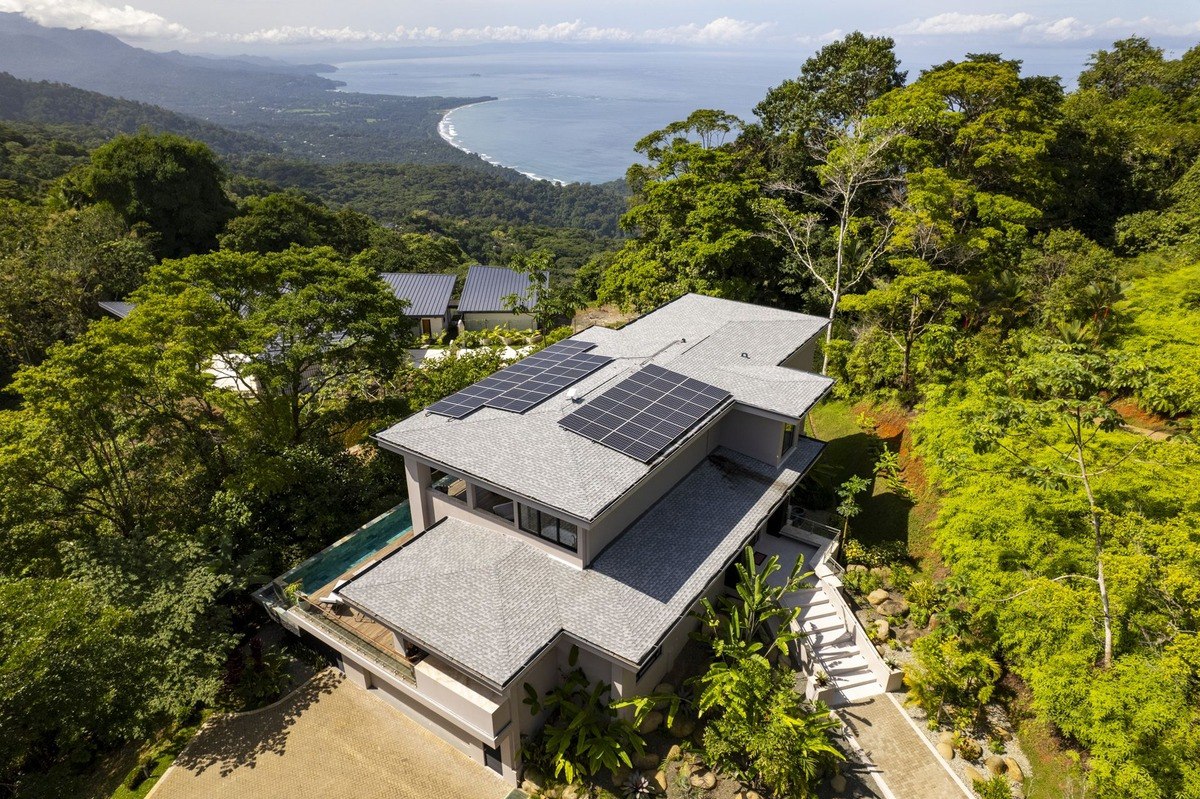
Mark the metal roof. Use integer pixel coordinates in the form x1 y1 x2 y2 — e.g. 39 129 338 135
457 265 539 314
98 301 135 319
339 441 824 687
380 273 455 318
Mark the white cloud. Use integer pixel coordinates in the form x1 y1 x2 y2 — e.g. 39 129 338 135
226 17 772 47
891 12 1035 36
0 0 189 39
887 10 1200 44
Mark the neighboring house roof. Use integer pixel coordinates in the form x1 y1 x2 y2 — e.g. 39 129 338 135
375 294 832 521
98 301 135 319
457 265 539 314
380 272 456 318
339 441 824 687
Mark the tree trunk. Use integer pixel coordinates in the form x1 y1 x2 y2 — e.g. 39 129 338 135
1079 457 1114 668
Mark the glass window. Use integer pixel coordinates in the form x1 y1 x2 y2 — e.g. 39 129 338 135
517 505 578 552
430 469 467 503
781 422 797 457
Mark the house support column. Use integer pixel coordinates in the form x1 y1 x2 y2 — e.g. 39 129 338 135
405 458 433 533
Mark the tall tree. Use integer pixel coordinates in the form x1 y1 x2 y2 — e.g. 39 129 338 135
69 132 235 258
839 265 972 396
968 342 1147 668
759 123 902 373
598 110 775 310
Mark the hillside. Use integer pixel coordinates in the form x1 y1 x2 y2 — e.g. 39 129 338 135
0 73 272 155
0 13 491 167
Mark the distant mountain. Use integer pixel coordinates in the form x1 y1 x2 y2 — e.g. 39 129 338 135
0 12 340 109
0 13 492 167
0 72 273 155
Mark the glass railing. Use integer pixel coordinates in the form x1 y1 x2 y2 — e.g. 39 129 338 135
296 598 417 684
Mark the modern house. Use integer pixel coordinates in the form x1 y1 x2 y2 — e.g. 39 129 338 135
259 293 887 785
457 265 540 331
380 272 456 339
98 300 136 319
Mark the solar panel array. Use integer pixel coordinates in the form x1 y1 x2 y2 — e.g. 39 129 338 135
558 364 731 462
427 339 612 418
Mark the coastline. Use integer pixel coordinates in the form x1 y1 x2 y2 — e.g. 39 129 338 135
437 100 570 186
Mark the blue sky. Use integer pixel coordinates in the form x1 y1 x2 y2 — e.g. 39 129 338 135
2 0 1198 72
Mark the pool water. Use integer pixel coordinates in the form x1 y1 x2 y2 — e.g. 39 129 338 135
284 502 413 595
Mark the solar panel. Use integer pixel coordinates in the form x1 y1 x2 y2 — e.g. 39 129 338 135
558 364 731 462
426 339 613 418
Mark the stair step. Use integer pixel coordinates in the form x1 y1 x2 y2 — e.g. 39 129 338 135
824 656 870 675
805 630 852 648
801 616 844 634
831 670 875 689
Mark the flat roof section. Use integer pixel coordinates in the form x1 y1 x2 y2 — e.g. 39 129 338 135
338 440 824 687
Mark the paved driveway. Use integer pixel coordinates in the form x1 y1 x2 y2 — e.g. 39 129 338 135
151 669 511 799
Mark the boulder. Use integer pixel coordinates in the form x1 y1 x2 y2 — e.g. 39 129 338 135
938 730 955 746
654 682 674 696
964 766 986 786
878 597 910 617
745 791 762 799
610 765 632 785
522 768 547 793
874 619 891 640
635 752 660 771
1005 757 1025 782
666 744 682 761
936 742 955 760
520 781 539 796
668 715 696 738
897 626 922 646
985 754 1007 776
654 770 668 791
830 773 848 793
561 786 581 799
867 588 891 606
637 710 664 734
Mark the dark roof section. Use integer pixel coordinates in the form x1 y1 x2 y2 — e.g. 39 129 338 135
98 301 135 319
457 265 539 314
380 273 456 318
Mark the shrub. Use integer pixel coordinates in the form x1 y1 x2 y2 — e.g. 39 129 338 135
904 631 1000 726
974 775 1013 799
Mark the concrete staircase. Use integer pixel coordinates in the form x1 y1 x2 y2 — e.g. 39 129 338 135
791 586 884 705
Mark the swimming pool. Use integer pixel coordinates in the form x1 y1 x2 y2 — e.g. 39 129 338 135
283 502 413 595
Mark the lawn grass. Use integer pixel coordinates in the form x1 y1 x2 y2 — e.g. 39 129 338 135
1016 714 1086 799
807 399 917 551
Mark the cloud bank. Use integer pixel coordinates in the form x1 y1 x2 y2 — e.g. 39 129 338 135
226 17 773 46
0 0 189 39
886 11 1200 43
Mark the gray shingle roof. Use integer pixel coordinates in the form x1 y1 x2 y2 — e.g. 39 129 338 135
376 294 832 521
457 265 539 313
380 273 455 318
98 301 135 319
339 441 824 686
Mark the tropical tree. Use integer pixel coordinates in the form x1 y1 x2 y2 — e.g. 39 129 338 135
521 647 647 785
967 341 1147 668
759 123 902 373
501 249 579 329
599 110 775 309
693 547 843 797
67 131 235 258
839 265 972 397
905 631 1001 725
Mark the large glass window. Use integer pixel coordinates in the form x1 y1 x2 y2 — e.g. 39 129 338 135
781 422 798 458
519 505 579 552
473 486 516 523
430 469 467 503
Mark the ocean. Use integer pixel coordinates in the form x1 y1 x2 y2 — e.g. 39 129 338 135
332 45 1095 185
332 49 805 184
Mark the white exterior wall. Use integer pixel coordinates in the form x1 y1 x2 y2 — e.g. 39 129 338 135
719 407 787 467
783 335 820 372
462 312 537 331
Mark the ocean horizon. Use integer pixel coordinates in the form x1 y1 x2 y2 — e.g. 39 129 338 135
333 45 1096 185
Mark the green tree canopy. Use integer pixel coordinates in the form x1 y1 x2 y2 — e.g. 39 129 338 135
70 131 235 258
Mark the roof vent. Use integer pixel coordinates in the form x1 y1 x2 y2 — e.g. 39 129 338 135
741 352 750 359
